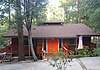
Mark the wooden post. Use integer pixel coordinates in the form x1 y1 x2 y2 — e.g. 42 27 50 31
76 38 78 55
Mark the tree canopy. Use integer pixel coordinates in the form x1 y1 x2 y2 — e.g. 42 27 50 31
79 0 100 33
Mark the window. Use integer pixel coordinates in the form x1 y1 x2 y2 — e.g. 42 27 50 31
32 39 37 47
91 36 99 43
69 38 76 45
24 38 28 45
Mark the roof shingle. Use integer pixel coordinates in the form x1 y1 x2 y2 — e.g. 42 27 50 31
3 23 99 38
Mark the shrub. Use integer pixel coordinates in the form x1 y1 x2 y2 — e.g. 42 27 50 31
77 46 89 56
69 50 74 61
69 50 74 55
97 42 100 48
92 48 100 56
52 56 59 61
58 51 65 58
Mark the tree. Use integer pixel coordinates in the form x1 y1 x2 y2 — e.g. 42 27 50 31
79 0 100 33
89 8 100 33
0 0 25 60
0 0 15 28
0 1 13 48
0 1 12 49
15 0 25 60
46 0 64 21
61 0 80 23
0 23 9 48
23 0 48 61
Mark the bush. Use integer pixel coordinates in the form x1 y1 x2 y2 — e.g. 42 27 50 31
97 42 100 48
77 46 89 56
69 50 74 55
52 56 59 61
58 51 65 58
92 48 100 56
69 50 74 61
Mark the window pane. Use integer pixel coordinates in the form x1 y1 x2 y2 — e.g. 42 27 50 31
69 38 76 44
33 39 37 47
24 38 28 45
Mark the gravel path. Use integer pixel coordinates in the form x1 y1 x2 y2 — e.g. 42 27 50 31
0 59 82 70
0 61 56 70
0 57 100 70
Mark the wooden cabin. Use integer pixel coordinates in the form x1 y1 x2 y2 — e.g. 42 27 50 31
3 21 99 58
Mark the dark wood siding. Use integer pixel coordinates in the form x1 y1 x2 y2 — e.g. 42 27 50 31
10 37 96 56
83 37 91 47
12 38 18 56
12 38 29 56
83 37 96 50
36 39 42 54
68 38 77 52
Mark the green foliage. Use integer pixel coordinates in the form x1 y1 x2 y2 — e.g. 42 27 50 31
69 50 74 61
46 0 64 21
0 23 9 48
69 50 74 55
0 0 15 27
48 51 65 61
58 51 65 58
92 48 100 56
23 0 48 25
52 56 59 62
0 36 6 48
79 0 100 33
0 0 47 60
78 46 89 55
97 42 100 48
61 0 80 23
89 8 100 33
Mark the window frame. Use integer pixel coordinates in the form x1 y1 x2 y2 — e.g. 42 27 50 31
69 38 76 45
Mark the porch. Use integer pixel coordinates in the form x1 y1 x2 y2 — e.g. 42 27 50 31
0 36 97 59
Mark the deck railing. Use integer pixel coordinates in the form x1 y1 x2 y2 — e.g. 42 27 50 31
62 45 69 58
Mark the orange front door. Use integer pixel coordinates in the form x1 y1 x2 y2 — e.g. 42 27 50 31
47 39 58 53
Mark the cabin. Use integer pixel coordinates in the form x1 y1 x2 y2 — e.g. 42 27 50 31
2 21 100 58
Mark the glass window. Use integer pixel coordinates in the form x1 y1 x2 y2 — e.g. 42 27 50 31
24 38 28 45
33 39 37 47
69 38 76 45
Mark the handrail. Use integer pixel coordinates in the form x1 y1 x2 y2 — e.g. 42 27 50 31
62 45 68 52
62 45 69 58
62 46 68 51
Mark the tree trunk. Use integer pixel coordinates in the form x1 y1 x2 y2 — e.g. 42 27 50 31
18 22 25 61
15 0 25 61
28 27 38 61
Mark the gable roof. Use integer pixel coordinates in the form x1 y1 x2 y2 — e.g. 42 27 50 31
3 23 99 38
